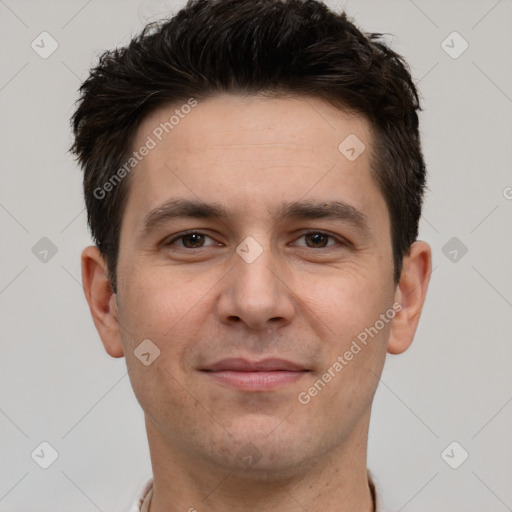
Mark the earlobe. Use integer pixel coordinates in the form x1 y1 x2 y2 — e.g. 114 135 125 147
81 246 125 358
387 241 432 355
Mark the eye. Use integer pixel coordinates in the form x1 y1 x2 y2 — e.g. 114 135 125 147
164 231 218 249
163 230 345 251
293 231 343 249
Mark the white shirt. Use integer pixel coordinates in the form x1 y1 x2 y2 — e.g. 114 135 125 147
129 470 385 511
128 478 153 512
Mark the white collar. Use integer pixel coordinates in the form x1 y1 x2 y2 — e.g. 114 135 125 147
130 471 385 511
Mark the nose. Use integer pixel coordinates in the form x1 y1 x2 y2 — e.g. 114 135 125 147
216 239 296 331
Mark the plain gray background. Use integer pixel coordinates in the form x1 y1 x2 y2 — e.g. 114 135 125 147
1 0 511 510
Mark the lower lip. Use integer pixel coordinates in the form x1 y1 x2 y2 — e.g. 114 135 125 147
203 370 307 391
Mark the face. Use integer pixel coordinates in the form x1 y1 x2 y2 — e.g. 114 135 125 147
84 94 428 477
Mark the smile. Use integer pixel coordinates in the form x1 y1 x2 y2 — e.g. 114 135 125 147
200 358 309 391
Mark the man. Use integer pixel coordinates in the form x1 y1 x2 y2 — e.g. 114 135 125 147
71 0 431 510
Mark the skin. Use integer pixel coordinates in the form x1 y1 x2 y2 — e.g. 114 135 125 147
81 94 431 512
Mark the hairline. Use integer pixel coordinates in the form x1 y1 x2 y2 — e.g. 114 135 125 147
105 91 399 288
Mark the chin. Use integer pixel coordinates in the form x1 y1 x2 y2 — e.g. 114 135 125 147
208 415 314 475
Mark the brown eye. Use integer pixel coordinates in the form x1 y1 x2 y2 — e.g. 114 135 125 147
294 231 340 249
180 233 206 248
164 232 217 249
304 232 330 248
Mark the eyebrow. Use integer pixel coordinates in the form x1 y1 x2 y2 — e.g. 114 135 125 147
140 198 371 236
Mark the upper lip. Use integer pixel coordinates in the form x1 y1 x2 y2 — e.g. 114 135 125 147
202 358 308 372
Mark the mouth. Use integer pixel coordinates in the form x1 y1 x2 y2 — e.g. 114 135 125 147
200 358 309 391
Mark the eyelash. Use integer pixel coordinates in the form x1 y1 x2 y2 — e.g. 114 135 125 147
164 230 346 250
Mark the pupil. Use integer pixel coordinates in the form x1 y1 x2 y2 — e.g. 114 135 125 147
308 233 327 247
184 234 203 248
182 233 328 249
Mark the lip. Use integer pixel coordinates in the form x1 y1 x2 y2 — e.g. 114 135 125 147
201 358 309 391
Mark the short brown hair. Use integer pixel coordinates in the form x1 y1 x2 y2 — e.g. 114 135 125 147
71 0 426 292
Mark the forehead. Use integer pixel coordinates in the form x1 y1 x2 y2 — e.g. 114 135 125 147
136 93 370 161
121 94 384 231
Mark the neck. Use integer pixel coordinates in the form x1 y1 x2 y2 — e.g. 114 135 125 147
144 411 375 512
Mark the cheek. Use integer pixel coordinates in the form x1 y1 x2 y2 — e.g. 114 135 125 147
298 265 391 339
117 265 215 362
117 268 205 415
300 273 391 416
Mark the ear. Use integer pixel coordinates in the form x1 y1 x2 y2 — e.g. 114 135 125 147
387 241 432 355
81 246 124 358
